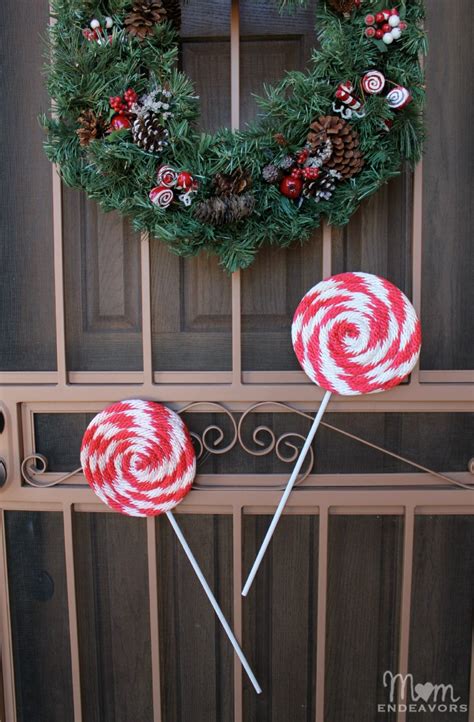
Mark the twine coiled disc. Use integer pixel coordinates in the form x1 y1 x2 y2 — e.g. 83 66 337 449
80 399 196 516
292 272 421 395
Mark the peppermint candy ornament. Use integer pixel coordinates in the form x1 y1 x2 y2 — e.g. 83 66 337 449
149 185 174 208
157 165 178 187
81 400 195 516
242 272 421 596
81 399 261 693
387 85 413 109
362 70 386 95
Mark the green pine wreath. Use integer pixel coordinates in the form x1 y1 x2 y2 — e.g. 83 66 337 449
43 0 426 272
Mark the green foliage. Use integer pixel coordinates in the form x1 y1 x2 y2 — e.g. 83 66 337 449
43 0 426 272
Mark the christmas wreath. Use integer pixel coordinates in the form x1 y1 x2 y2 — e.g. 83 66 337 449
43 0 426 271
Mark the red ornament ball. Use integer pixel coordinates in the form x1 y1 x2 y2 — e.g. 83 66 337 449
382 22 391 32
280 175 303 199
390 7 399 14
365 14 375 25
375 28 384 39
375 12 385 23
109 114 131 131
365 26 376 37
176 171 194 190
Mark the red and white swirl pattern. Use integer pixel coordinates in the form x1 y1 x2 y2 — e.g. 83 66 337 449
362 70 386 95
157 165 178 187
386 85 412 109
291 272 421 395
80 400 196 516
149 186 174 208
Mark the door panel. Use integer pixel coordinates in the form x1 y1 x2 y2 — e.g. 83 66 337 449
420 0 473 370
73 513 153 722
408 516 474 722
332 171 413 295
5 512 74 722
157 514 234 722
325 516 403 722
243 515 319 722
0 1 56 372
63 190 143 371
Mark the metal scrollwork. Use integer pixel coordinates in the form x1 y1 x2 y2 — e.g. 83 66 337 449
19 401 473 491
237 402 314 486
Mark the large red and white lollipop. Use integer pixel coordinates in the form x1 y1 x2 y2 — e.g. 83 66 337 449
242 272 421 595
81 399 261 693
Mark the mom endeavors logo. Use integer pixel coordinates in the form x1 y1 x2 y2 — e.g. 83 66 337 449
379 671 468 715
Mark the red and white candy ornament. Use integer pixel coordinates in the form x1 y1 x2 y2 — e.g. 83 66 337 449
387 85 412 109
81 400 195 517
149 185 174 208
333 81 365 120
81 399 261 693
157 165 178 187
362 70 386 95
242 272 422 596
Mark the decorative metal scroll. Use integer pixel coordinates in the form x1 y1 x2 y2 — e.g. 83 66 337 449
20 402 474 490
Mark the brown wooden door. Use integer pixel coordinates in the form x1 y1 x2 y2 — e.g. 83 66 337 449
0 1 473 721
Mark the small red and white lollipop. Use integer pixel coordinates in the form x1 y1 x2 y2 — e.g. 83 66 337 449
242 273 421 595
82 399 261 693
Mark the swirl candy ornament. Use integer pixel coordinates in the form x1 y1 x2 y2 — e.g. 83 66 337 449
80 399 196 516
362 70 386 95
386 85 412 109
242 272 421 596
291 272 421 395
149 185 174 208
80 398 261 693
157 165 178 187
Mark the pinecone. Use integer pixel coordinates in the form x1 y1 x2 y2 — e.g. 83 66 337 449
124 0 167 39
162 0 181 31
307 116 364 180
262 163 283 184
194 193 255 225
76 109 104 146
132 111 169 153
303 168 341 202
214 169 252 196
279 155 296 171
326 0 358 15
273 132 288 147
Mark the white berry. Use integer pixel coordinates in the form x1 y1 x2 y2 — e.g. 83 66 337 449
105 16 114 28
90 18 100 29
383 32 394 44
389 14 400 27
391 27 402 40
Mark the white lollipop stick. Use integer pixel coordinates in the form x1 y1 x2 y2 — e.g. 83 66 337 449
241 390 331 597
167 511 262 693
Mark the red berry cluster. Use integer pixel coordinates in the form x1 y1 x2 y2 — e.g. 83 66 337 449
279 148 321 199
109 89 138 114
364 7 406 42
